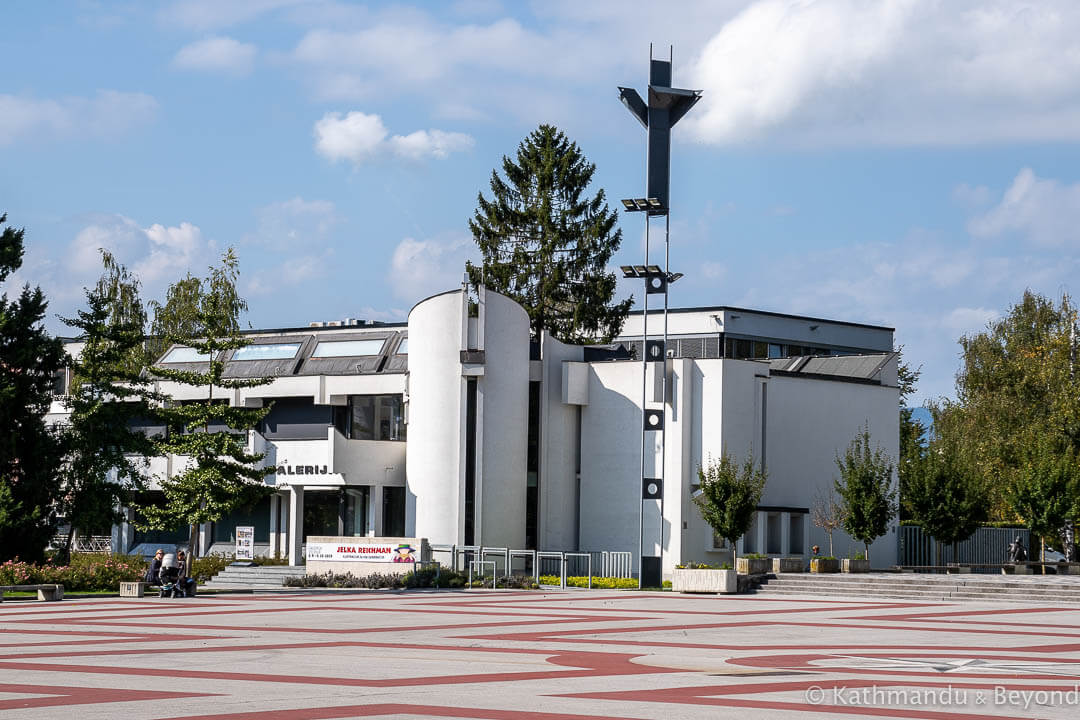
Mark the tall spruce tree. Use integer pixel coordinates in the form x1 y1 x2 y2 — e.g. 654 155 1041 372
466 124 632 344
58 251 160 562
0 213 65 562
138 249 272 558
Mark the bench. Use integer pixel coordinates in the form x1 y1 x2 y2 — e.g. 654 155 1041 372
0 584 65 602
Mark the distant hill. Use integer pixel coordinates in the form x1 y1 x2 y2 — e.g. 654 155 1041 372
909 407 933 443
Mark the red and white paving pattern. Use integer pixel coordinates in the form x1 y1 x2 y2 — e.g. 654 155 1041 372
3 589 1080 719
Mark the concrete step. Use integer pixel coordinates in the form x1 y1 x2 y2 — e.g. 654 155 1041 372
204 565 304 589
755 573 1080 604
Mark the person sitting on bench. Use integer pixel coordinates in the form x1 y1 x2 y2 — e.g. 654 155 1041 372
176 550 196 597
145 549 164 586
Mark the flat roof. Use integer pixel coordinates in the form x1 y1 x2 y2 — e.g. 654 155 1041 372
629 304 894 332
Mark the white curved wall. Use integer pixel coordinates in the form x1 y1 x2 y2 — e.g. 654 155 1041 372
406 291 467 545
476 289 530 549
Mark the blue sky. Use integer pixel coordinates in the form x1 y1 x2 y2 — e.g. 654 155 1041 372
4 0 1080 405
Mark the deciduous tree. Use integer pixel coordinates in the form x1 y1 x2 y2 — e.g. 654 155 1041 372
138 250 272 558
57 251 161 562
692 451 767 565
835 425 897 565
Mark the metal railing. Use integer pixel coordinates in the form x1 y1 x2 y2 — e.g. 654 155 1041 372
50 535 112 553
598 551 632 578
899 526 1032 569
429 544 625 589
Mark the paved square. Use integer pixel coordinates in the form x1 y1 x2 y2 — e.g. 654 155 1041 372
3 589 1080 719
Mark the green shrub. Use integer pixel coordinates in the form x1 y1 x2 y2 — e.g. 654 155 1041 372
741 553 768 559
280 565 535 590
537 575 639 589
676 562 732 570
0 553 145 591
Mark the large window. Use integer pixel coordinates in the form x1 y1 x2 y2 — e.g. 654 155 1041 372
232 343 301 361
347 395 406 441
312 339 385 358
162 346 212 363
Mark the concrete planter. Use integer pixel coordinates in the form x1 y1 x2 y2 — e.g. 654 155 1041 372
672 568 737 594
772 557 804 573
736 557 771 575
843 558 870 573
811 558 840 573
119 582 145 598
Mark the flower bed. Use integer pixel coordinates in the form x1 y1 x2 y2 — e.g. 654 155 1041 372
0 553 146 592
537 575 639 589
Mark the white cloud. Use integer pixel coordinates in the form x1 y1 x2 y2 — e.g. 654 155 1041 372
14 214 217 317
0 91 157 145
245 250 329 297
247 196 338 250
160 0 308 30
313 111 473 166
389 234 476 302
172 36 257 76
686 0 1080 146
967 167 1080 248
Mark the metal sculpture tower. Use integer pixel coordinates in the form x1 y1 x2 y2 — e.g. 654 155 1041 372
617 46 701 588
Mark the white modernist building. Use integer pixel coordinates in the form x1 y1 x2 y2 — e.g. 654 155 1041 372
55 285 900 576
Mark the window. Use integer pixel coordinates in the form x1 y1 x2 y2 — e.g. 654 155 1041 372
312 339 385 358
232 343 301 361
768 343 783 359
348 395 406 441
710 530 728 551
396 338 408 354
162 346 212 363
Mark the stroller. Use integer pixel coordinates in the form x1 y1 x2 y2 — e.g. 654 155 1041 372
158 553 186 598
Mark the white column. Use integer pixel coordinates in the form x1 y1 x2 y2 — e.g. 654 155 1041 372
754 511 766 556
372 485 385 537
288 486 304 565
780 511 791 556
268 494 280 558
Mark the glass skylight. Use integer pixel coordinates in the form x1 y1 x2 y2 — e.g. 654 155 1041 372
311 339 385 358
232 343 302 361
396 338 408 354
162 346 212 363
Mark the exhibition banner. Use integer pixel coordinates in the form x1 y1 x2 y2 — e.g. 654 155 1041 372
305 541 417 563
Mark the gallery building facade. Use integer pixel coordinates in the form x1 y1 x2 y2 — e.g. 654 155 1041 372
51 285 900 576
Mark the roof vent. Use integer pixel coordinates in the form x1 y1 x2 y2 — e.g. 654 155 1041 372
345 318 357 326
309 321 325 327
327 321 342 327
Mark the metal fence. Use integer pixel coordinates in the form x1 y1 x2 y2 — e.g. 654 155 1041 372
898 525 1031 567
429 544 628 588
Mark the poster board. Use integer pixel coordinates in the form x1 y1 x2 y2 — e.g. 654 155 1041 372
235 525 255 560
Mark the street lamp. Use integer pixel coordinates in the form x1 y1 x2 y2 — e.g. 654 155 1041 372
618 46 700 589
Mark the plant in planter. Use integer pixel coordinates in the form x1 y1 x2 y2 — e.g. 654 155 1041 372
736 552 771 574
811 556 840 573
843 551 870 573
811 487 846 558
672 562 736 593
691 450 767 582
